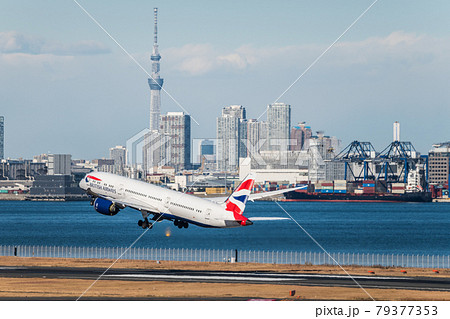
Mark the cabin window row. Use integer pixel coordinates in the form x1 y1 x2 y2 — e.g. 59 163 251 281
171 202 194 211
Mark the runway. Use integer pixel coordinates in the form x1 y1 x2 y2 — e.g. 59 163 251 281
0 266 449 292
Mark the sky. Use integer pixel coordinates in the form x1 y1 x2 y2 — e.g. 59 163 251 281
1 0 449 160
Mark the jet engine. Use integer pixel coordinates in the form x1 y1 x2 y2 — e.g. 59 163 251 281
94 197 120 216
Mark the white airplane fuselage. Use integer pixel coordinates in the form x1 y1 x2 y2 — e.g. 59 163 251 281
79 172 248 228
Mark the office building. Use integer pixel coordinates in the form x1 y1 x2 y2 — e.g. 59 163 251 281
428 142 450 186
200 139 214 157
246 119 268 157
303 132 340 160
109 145 126 175
0 159 46 180
267 103 291 151
29 175 87 200
94 159 115 173
48 154 71 175
159 112 191 171
290 122 312 151
216 105 246 171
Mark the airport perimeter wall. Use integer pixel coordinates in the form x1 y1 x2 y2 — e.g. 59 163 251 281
1 245 449 269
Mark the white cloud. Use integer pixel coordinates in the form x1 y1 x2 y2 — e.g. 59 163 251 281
217 52 248 69
0 31 110 56
162 31 449 76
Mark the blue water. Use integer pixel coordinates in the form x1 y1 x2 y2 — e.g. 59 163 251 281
0 201 448 255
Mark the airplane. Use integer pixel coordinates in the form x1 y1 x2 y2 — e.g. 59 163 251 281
79 171 304 229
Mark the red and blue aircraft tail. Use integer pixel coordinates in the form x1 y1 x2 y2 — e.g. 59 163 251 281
224 174 255 226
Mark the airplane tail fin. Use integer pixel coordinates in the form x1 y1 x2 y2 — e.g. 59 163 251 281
224 173 255 225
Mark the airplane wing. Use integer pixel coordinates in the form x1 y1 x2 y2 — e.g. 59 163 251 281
247 186 307 202
248 217 290 221
88 189 161 214
205 186 306 204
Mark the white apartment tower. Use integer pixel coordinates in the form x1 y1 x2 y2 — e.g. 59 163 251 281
267 102 291 151
246 119 268 157
216 105 246 172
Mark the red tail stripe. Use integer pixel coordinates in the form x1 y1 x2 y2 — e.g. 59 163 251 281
87 175 102 181
225 201 241 215
236 179 253 192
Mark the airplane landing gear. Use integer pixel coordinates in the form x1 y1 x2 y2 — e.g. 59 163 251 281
138 217 153 229
138 210 153 229
174 219 189 229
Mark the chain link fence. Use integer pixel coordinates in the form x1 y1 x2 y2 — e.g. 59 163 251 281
1 245 449 268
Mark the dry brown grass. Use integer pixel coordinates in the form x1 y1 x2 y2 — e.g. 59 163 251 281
0 256 449 300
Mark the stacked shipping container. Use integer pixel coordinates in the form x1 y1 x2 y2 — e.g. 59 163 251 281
333 180 347 193
362 180 376 194
391 183 406 194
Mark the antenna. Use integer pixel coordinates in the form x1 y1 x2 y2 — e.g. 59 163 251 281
153 8 158 44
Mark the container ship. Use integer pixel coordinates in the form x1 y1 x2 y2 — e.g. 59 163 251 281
278 180 432 203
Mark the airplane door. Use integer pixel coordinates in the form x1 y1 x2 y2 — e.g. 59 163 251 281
164 197 171 209
205 208 211 220
118 184 124 197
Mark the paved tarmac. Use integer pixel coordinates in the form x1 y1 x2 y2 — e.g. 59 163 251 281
0 266 449 293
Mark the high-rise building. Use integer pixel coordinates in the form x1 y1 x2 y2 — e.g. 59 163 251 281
159 112 191 170
305 132 341 160
198 139 214 162
290 122 312 151
246 119 268 157
0 116 4 159
198 139 215 169
142 130 167 174
109 145 127 175
200 139 214 157
428 142 450 186
267 103 291 151
148 8 164 131
216 105 246 171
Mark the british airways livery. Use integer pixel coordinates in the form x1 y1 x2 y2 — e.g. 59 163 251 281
79 172 301 229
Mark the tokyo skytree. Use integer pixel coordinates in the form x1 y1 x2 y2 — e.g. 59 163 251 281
148 8 164 132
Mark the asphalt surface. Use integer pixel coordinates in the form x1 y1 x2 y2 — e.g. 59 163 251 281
1 266 449 293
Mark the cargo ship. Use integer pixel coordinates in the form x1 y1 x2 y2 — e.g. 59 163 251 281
280 180 432 203
283 190 432 202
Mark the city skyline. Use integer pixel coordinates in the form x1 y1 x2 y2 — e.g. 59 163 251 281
1 1 449 159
